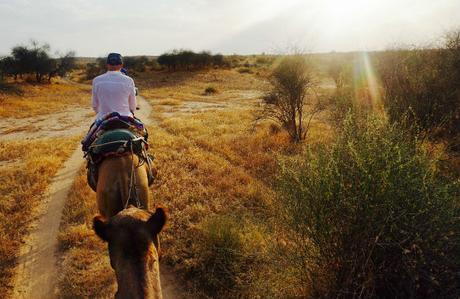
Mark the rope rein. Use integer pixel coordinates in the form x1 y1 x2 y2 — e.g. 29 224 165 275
125 141 142 209
87 135 146 210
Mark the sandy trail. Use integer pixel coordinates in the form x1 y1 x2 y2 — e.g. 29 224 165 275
12 93 182 298
13 147 84 299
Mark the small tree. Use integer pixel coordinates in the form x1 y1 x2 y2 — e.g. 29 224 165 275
260 55 317 142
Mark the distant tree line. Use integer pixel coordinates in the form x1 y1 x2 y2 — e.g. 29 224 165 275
85 55 152 79
157 50 226 71
0 41 76 83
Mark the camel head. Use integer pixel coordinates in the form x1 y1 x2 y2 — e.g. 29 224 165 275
93 206 167 299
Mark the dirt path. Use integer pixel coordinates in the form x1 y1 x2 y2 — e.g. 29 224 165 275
13 146 84 299
12 93 182 298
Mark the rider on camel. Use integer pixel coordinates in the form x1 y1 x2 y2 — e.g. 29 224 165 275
83 53 153 192
92 53 136 121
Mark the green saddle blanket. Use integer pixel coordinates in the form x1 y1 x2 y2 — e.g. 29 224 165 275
90 129 144 156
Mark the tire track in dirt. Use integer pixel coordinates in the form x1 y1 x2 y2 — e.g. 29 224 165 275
13 146 84 299
12 88 183 298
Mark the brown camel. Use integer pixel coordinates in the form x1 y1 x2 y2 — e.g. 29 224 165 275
96 154 150 218
94 206 166 299
93 153 165 299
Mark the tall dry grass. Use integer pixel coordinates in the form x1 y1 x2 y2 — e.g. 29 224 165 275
57 167 115 299
0 80 90 118
0 137 79 297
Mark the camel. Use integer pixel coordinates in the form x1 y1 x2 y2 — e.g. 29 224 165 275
96 154 151 218
93 153 166 299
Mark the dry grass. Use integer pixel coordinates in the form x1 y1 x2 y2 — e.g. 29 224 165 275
139 69 332 296
137 69 268 103
0 136 80 298
0 80 90 118
57 167 115 299
56 68 334 297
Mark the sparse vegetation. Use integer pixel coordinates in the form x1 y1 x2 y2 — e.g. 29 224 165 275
0 82 90 118
260 55 319 142
204 86 217 95
277 114 460 298
194 215 267 298
2 35 460 299
0 41 76 83
57 167 115 298
0 137 79 297
157 50 227 71
377 31 460 146
238 67 253 74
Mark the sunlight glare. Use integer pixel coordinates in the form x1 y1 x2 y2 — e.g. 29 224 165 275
352 52 382 110
317 0 378 36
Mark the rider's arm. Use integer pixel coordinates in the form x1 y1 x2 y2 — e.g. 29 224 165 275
128 80 137 113
92 80 99 113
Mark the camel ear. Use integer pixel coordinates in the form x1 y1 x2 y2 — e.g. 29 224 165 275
146 207 167 237
93 215 110 242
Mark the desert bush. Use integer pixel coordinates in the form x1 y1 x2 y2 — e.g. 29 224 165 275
377 31 460 143
327 85 375 128
157 50 227 71
238 67 253 74
84 57 107 80
204 86 217 95
255 55 274 65
259 55 318 142
123 55 149 72
277 114 460 298
85 63 102 80
327 57 353 89
193 215 267 298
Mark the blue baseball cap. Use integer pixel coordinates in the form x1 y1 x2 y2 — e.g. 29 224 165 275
107 53 123 66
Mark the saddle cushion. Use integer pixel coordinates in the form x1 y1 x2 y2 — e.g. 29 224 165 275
90 129 143 156
81 112 147 152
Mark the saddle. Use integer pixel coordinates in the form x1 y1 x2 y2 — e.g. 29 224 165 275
82 113 155 192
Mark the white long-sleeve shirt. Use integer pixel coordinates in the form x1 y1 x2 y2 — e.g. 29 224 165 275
92 71 137 120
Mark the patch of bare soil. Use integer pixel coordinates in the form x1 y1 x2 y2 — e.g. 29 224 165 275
158 90 263 117
0 107 93 141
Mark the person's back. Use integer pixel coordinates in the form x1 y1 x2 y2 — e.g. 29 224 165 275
92 53 136 120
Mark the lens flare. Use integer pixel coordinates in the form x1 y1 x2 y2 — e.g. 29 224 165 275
352 52 382 110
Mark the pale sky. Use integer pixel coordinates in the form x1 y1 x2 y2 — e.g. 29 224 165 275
0 0 459 57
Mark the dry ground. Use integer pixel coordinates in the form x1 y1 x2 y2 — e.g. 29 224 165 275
0 80 91 298
1 68 334 298
0 79 90 118
142 70 333 297
0 137 82 297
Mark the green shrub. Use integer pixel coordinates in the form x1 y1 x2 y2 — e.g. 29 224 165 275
85 62 103 80
260 55 317 142
377 31 460 142
194 215 267 298
123 56 149 72
277 114 460 298
157 50 227 71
